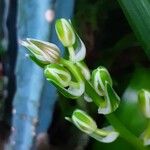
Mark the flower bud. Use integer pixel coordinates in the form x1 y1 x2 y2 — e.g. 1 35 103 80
44 64 71 88
91 66 120 114
44 64 85 99
66 110 119 143
138 89 150 118
71 109 97 134
55 18 75 47
92 66 112 96
21 38 60 65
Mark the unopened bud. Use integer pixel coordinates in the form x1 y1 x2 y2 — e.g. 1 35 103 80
66 109 119 143
55 18 75 47
44 64 71 88
92 66 112 96
21 38 60 65
44 64 85 99
71 109 97 134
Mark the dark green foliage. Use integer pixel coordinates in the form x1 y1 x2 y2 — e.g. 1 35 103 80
118 0 150 58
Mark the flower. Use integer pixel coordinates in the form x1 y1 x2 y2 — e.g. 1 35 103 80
55 18 75 47
44 63 85 99
65 109 119 143
91 66 120 114
21 38 60 65
68 109 97 134
92 66 112 96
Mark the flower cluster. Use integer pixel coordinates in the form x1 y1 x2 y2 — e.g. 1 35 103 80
22 18 120 143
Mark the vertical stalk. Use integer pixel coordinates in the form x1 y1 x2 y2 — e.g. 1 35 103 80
106 113 147 150
117 0 150 58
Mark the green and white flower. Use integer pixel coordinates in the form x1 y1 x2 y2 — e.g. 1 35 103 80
55 18 75 47
55 18 86 62
44 63 85 99
70 109 97 134
21 38 60 66
91 66 120 114
66 109 119 143
92 66 112 96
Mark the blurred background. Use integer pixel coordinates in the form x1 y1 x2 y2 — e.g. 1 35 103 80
0 0 150 149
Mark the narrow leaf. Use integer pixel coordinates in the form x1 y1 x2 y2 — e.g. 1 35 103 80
118 0 150 58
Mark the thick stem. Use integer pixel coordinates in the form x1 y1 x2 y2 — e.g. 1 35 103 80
106 113 147 150
68 46 75 62
84 80 105 107
60 58 82 82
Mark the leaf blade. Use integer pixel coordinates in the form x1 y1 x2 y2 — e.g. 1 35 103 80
118 0 150 58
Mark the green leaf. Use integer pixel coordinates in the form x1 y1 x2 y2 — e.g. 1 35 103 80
118 0 150 58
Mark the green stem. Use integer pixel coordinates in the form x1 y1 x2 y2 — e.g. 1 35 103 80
68 46 75 62
106 113 147 150
84 80 105 107
60 58 82 82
